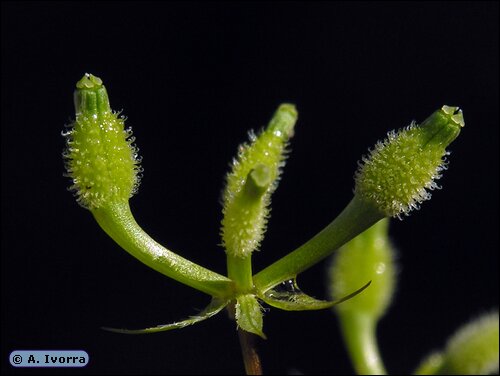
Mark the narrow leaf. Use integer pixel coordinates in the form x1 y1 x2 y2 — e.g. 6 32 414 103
261 278 371 311
102 298 229 334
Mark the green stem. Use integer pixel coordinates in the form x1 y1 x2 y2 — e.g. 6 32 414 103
253 195 384 292
339 313 387 375
92 201 233 298
227 255 254 293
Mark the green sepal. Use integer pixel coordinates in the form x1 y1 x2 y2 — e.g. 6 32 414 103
74 73 111 116
101 298 229 334
235 294 266 339
419 105 464 146
260 279 371 311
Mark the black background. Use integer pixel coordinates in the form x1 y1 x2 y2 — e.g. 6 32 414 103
1 1 498 375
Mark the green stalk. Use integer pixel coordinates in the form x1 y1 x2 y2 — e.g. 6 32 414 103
339 313 387 375
253 195 384 292
92 201 233 298
227 255 254 293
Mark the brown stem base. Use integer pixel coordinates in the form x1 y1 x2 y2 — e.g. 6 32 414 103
237 327 263 375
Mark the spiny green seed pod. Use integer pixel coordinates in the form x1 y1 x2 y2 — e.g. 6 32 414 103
63 73 142 210
221 104 297 257
329 218 396 319
354 105 464 219
438 311 499 375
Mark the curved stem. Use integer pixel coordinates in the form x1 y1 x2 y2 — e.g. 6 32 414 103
339 313 387 375
91 201 233 298
253 196 384 292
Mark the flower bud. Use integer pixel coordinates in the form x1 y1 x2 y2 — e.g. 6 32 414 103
63 73 142 210
354 106 464 219
221 104 297 257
